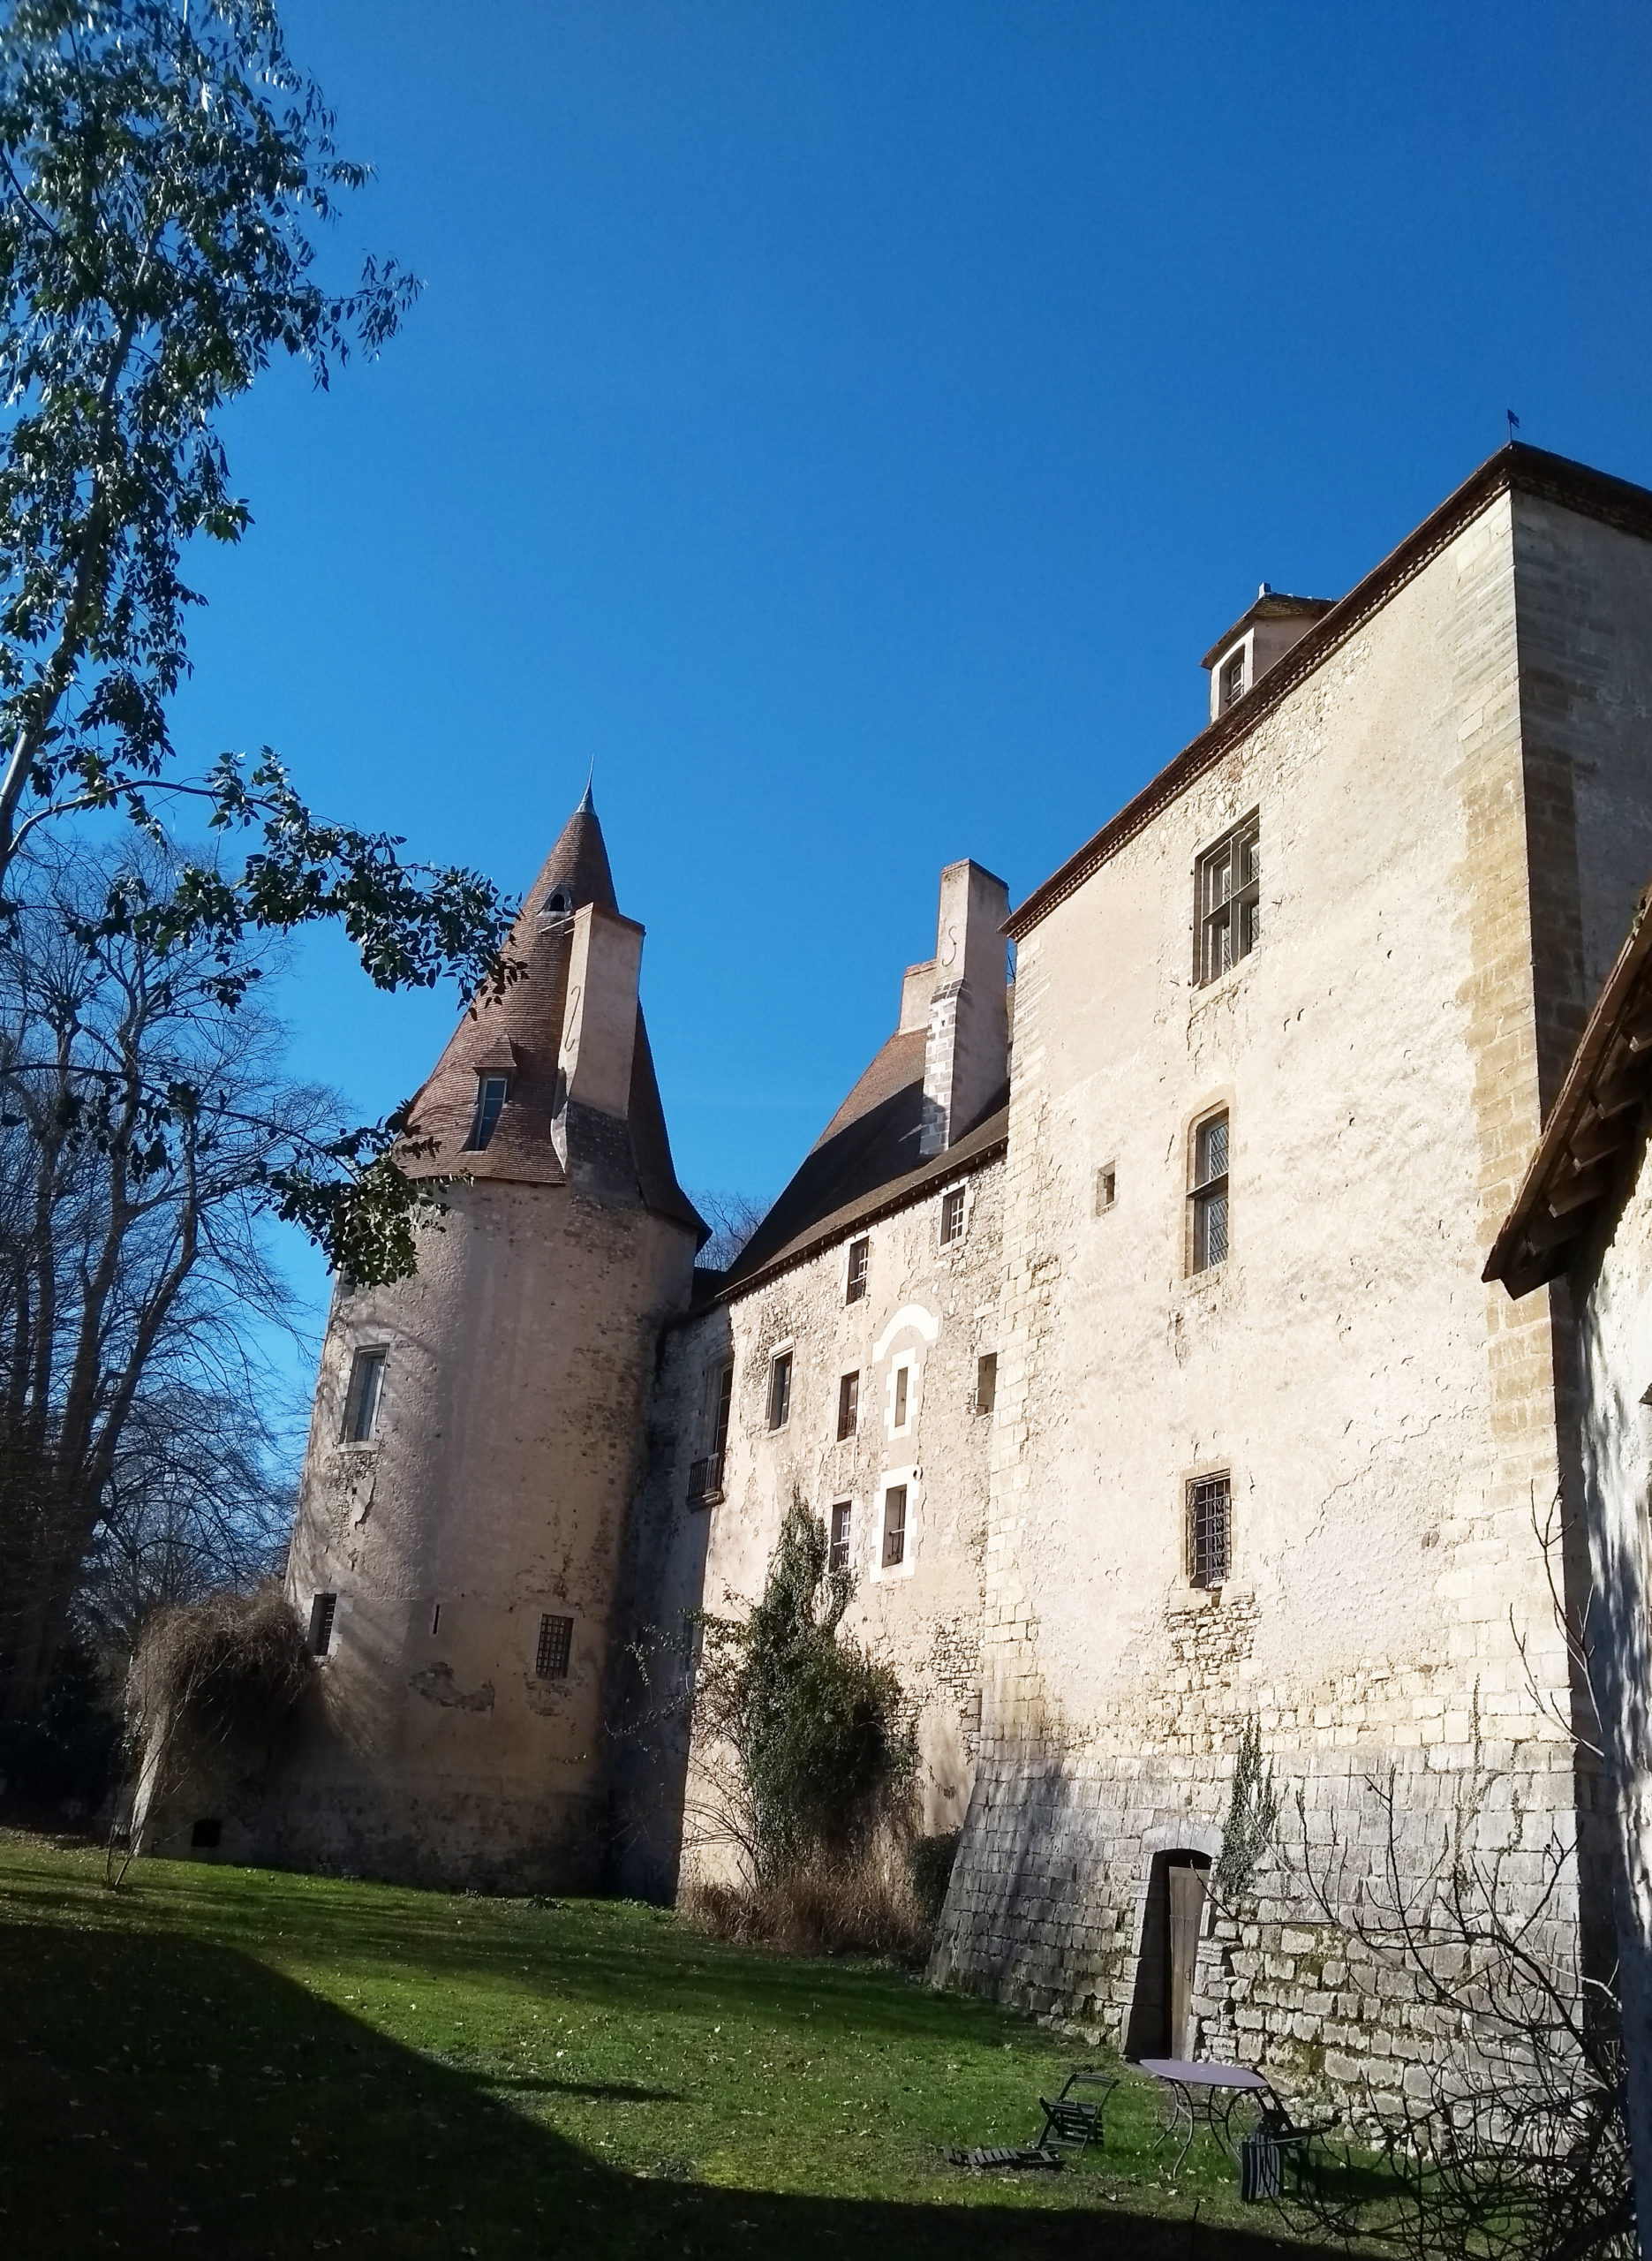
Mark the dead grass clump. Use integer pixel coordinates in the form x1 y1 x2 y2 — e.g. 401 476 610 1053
683 1847 931 1964
128 1579 313 1751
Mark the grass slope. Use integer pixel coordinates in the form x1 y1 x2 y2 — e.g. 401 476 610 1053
0 1833 1330 2259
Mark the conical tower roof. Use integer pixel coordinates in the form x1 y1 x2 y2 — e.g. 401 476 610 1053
403 790 702 1236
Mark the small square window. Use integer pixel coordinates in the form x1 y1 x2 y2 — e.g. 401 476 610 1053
837 1371 859 1441
464 1072 509 1152
1096 1164 1117 1214
829 1501 852 1573
191 1818 222 1849
767 1350 793 1431
535 1614 573 1680
846 1238 870 1304
1187 1473 1231 1589
1195 815 1260 986
975 1352 998 1416
342 1348 386 1443
940 1188 966 1245
1190 1111 1229 1274
309 1592 337 1656
882 1485 908 1568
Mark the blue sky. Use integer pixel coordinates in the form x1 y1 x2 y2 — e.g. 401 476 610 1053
165 0 1652 1369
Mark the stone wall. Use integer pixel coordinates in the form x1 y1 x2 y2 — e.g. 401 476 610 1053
936 487 1652 2098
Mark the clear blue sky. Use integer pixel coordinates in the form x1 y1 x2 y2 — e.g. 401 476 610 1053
166 0 1652 1366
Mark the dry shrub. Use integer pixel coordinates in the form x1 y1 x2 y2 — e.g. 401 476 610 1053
683 1842 931 1963
128 1578 313 1752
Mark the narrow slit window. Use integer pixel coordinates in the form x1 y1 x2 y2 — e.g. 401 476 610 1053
1096 1164 1117 1214
1195 816 1261 986
464 1073 509 1152
342 1348 386 1443
767 1350 793 1432
882 1485 908 1569
940 1187 966 1245
976 1352 998 1416
535 1614 573 1680
309 1592 337 1656
893 1365 909 1428
829 1501 853 1573
430 1602 441 1637
837 1371 859 1441
1190 1112 1230 1273
1187 1473 1232 1590
846 1237 870 1304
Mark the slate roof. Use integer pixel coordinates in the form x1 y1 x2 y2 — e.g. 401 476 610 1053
403 791 704 1240
722 1002 1011 1296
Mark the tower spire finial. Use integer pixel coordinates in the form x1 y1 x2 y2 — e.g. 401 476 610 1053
579 763 595 815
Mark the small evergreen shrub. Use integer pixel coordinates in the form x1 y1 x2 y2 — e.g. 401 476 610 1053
907 1828 962 1929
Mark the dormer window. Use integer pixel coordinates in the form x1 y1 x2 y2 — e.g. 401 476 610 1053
541 887 573 920
1218 647 1246 712
465 1073 509 1152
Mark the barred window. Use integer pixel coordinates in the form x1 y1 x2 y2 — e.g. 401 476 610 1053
829 1501 852 1573
882 1484 908 1568
342 1348 386 1443
464 1073 509 1152
940 1188 966 1245
837 1371 859 1441
846 1237 870 1304
535 1614 573 1680
1186 1473 1231 1590
309 1592 337 1656
767 1350 792 1432
1190 1111 1229 1273
1196 815 1260 985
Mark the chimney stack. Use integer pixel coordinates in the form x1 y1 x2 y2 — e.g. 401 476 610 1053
553 903 644 1196
919 860 1010 1158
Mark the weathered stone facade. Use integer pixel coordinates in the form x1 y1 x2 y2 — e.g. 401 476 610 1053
140 443 1652 2125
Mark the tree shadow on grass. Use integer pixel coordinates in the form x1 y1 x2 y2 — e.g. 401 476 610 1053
0 1921 1338 2260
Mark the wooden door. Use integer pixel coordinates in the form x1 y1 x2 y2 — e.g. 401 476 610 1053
1167 1863 1207 2061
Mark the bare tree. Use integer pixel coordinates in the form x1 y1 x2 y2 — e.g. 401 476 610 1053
0 843 333 1719
693 1191 769 1274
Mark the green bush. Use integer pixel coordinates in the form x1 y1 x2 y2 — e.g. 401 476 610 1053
906 1830 962 1930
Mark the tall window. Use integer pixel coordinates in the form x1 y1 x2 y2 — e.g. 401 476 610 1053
535 1614 573 1680
837 1371 859 1441
1190 1112 1229 1273
975 1352 998 1416
940 1188 966 1245
893 1365 909 1429
1186 1473 1231 1590
464 1073 509 1152
767 1350 793 1432
688 1361 732 1505
308 1592 337 1656
846 1237 870 1304
1195 815 1260 985
882 1484 908 1568
829 1501 853 1573
342 1349 386 1443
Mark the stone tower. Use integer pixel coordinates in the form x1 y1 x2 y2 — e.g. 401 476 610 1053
233 789 704 1887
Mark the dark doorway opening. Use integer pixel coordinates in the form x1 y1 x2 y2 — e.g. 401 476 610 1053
1124 1849 1211 2061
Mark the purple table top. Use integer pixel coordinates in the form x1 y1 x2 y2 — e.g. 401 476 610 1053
1135 2059 1269 2091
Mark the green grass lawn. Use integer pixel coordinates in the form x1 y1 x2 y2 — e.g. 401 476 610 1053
0 1830 1335 2259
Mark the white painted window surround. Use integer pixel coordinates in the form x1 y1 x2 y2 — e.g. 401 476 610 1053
870 1466 920 1581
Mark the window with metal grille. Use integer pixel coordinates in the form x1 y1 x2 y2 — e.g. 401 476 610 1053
1190 1111 1229 1273
464 1073 509 1152
1219 647 1246 712
342 1348 386 1442
975 1352 998 1416
829 1501 852 1572
1195 815 1260 985
837 1371 859 1441
846 1237 870 1304
1186 1473 1231 1589
940 1187 966 1245
767 1350 792 1431
309 1592 337 1656
882 1485 908 1568
535 1614 573 1680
